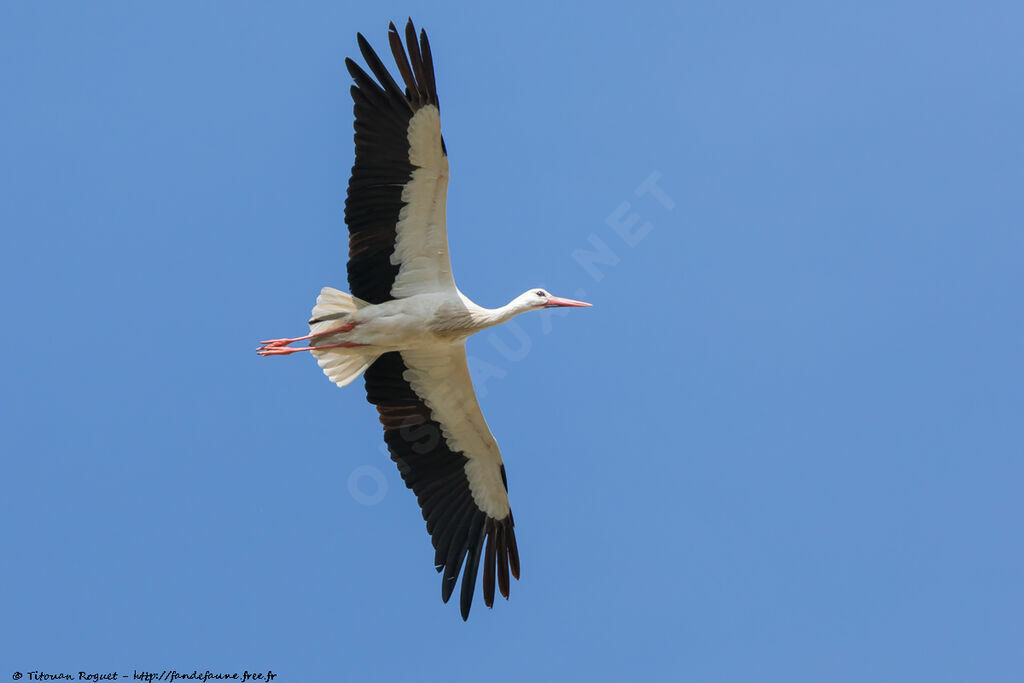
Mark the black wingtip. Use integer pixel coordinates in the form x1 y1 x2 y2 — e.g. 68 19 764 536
483 521 496 608
344 57 366 82
508 525 521 580
355 32 375 62
441 575 456 603
458 516 486 621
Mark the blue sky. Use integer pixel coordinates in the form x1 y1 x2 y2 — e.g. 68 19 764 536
2 1 1023 681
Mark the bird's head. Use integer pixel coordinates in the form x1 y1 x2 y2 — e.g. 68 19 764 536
517 288 592 311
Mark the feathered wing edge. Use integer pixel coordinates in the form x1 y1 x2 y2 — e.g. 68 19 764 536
343 20 445 304
363 351 520 619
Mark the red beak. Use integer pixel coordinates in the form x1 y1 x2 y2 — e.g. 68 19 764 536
545 296 592 308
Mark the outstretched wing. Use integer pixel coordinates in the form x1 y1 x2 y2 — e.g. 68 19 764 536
345 20 455 305
363 348 520 620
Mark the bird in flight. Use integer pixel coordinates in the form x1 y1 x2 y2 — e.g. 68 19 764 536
258 20 590 620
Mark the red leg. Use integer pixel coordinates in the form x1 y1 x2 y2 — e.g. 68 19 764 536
257 341 367 357
259 322 357 348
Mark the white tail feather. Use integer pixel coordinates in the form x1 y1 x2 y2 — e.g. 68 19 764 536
308 287 376 388
309 287 366 328
313 348 376 387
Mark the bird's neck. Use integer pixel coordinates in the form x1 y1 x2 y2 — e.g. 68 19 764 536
478 300 528 328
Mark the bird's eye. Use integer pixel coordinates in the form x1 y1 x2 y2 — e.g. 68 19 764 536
536 290 545 297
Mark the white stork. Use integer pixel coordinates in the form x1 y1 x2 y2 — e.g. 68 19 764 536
258 20 590 620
